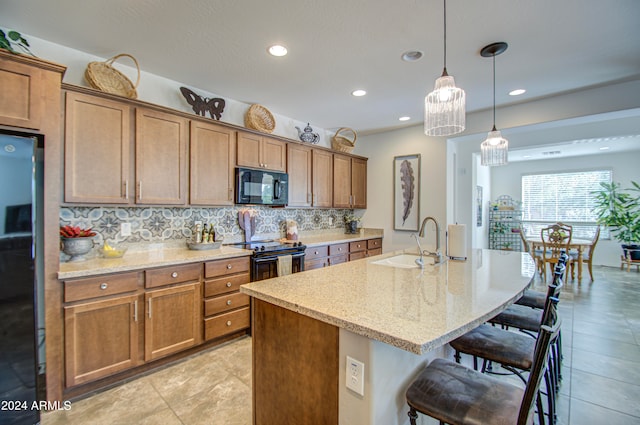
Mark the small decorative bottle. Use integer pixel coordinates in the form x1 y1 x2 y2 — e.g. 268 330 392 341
208 226 215 243
201 224 208 243
194 223 202 243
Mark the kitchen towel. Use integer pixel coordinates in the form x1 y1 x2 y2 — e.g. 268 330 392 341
277 255 293 276
447 224 467 260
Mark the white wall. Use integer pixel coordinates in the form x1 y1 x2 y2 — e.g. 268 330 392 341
354 126 446 254
0 150 32 236
490 151 640 266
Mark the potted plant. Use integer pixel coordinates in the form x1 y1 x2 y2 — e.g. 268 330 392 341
344 214 361 234
592 181 640 260
0 29 34 55
60 225 97 262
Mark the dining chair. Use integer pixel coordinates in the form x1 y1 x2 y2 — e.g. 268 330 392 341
406 315 562 425
540 223 572 282
569 225 600 282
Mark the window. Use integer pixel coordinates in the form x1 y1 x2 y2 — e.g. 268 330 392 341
521 169 611 239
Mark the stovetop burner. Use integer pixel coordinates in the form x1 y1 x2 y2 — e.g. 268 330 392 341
229 239 305 254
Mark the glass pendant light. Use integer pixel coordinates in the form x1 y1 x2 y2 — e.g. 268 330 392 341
480 42 509 166
425 0 466 136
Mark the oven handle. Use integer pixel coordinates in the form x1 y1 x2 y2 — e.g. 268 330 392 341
253 251 305 263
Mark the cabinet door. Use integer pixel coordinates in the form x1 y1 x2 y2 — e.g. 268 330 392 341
287 144 312 207
190 121 235 205
144 282 201 361
351 158 367 209
333 154 352 208
64 294 139 386
0 56 43 129
64 92 131 203
135 108 188 204
237 131 262 169
312 149 333 207
261 137 287 172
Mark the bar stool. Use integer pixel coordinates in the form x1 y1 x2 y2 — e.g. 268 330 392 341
406 316 562 425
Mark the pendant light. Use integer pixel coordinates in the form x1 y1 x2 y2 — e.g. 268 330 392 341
425 0 466 136
480 42 509 166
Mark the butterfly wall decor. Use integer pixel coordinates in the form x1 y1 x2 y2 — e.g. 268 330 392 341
179 87 226 120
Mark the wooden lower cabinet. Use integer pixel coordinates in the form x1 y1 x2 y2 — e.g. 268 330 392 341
305 239 382 269
64 293 140 387
144 282 202 361
203 257 251 341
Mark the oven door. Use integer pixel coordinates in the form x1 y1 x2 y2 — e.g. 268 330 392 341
252 251 305 282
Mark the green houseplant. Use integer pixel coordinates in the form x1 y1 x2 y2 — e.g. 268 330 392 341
592 181 640 260
0 29 34 55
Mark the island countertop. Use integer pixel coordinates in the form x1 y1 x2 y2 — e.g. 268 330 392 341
241 249 535 354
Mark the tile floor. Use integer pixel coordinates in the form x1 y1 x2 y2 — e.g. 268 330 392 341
41 265 640 425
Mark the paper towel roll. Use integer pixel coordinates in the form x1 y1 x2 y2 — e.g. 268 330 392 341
448 224 467 260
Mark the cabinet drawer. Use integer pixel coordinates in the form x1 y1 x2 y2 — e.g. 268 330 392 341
329 243 348 256
367 248 383 257
349 241 366 253
367 238 382 250
64 272 140 302
204 292 250 317
305 258 327 270
328 254 348 266
205 257 250 278
145 263 201 288
204 307 250 341
204 273 250 297
305 245 328 260
349 251 366 261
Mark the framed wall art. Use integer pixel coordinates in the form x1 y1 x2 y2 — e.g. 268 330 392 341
393 154 420 231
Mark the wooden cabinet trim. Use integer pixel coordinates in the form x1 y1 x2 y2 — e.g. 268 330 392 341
0 56 44 129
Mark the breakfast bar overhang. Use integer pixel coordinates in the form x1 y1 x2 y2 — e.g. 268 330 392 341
241 249 535 425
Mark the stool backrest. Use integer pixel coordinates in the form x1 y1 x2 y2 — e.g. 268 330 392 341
518 299 562 424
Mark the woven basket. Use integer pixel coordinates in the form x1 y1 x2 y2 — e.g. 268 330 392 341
85 54 140 99
244 104 275 133
331 127 357 153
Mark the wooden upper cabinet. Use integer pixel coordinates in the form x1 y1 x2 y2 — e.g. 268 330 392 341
333 154 367 208
0 55 44 129
351 157 367 209
135 108 188 205
237 131 286 172
312 149 333 207
190 121 235 205
64 92 132 203
287 144 312 207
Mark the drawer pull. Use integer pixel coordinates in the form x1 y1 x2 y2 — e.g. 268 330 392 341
226 300 232 306
357 244 361 248
133 300 138 322
226 282 232 288
226 320 232 326
171 272 178 278
100 283 108 290
338 247 342 251
226 264 233 270
314 251 319 255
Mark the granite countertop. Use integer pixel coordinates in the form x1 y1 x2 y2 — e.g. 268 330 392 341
241 249 535 354
57 229 384 279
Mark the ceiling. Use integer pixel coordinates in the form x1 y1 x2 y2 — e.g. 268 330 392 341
2 0 640 140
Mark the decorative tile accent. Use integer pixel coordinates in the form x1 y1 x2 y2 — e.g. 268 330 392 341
60 206 356 244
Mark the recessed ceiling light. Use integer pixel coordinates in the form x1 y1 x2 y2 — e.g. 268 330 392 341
351 89 367 97
4 144 15 153
268 45 288 57
401 50 423 62
599 146 610 151
523 155 532 158
399 116 410 121
509 89 526 96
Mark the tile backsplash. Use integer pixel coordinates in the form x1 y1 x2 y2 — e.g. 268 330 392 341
60 206 356 244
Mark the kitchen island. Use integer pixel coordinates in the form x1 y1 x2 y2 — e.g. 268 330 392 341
241 249 535 425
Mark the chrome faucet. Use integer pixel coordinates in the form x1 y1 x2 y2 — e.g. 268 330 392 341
413 216 443 267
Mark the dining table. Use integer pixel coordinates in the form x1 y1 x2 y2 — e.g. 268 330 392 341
526 236 593 282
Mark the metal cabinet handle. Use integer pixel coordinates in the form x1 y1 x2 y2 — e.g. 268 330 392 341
226 282 232 288
100 283 108 290
338 247 342 251
226 300 232 306
123 180 129 200
227 264 233 269
134 300 138 322
228 188 233 201
171 272 178 278
137 181 142 201
148 298 152 318
226 320 232 326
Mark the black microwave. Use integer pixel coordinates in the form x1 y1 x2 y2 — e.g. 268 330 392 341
235 167 288 206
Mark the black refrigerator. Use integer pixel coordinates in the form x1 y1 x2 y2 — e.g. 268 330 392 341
0 132 44 425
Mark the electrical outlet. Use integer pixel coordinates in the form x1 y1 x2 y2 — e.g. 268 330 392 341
346 356 365 396
121 222 132 236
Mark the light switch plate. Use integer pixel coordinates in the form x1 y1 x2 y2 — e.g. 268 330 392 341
346 356 365 396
